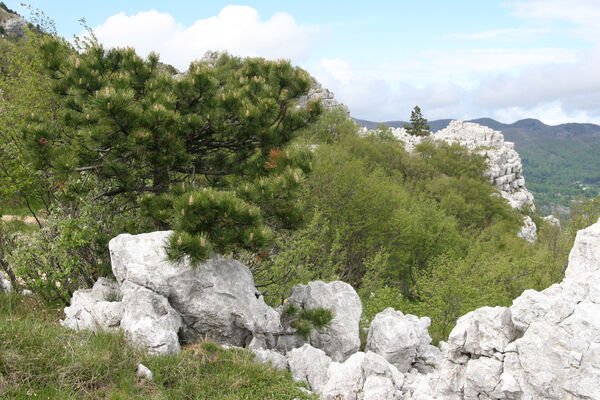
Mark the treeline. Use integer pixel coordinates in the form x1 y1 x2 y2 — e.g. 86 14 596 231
1 23 598 342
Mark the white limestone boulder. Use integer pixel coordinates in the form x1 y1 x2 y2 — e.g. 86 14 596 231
286 344 332 393
109 231 281 348
365 308 436 373
0 271 12 293
517 215 537 242
61 277 123 332
252 348 288 371
446 306 516 359
321 352 366 400
284 280 362 362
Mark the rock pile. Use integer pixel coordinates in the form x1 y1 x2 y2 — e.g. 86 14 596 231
62 219 600 399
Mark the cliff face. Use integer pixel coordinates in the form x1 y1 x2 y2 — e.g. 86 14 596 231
0 6 26 37
374 120 535 213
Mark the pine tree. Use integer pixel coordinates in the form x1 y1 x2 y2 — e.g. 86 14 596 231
25 39 322 263
404 105 430 137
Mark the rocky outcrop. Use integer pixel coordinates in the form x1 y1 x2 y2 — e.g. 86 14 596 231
407 218 600 399
279 280 362 362
62 231 281 354
0 6 27 37
61 277 123 332
384 120 535 213
62 231 361 361
544 215 561 228
518 215 538 242
61 218 600 398
298 78 350 114
365 308 440 373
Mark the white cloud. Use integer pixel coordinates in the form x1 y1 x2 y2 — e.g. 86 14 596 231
92 6 319 71
511 0 600 37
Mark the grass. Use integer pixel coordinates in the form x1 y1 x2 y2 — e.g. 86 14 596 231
0 294 315 399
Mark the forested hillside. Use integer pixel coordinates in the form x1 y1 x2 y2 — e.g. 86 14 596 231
355 117 600 215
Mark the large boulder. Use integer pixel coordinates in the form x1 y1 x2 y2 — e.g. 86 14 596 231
366 308 438 373
62 231 281 354
287 344 333 393
282 280 362 362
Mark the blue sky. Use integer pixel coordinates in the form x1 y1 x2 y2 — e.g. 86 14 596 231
7 1 600 124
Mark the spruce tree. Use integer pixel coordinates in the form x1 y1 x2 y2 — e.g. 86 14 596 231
25 39 322 263
404 105 430 137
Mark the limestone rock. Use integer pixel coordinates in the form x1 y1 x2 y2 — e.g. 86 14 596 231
543 215 561 228
298 78 349 114
362 375 396 400
287 344 332 393
321 352 365 400
0 271 12 293
381 120 535 214
413 219 600 399
63 231 281 355
252 348 288 371
1 14 27 37
446 306 516 359
61 277 123 332
365 308 435 373
136 363 153 380
119 281 182 355
109 231 281 349
284 280 362 362
517 215 537 242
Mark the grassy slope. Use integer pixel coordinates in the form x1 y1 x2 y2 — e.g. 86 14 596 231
0 294 314 400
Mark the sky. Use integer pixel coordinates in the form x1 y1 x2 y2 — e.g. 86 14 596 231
7 1 600 124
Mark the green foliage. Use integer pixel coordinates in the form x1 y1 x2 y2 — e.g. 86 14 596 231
404 105 430 137
515 135 600 212
25 40 321 263
0 294 316 399
6 198 130 304
284 304 334 339
299 307 334 329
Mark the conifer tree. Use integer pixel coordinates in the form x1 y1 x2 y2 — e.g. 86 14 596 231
25 39 322 263
404 105 430 137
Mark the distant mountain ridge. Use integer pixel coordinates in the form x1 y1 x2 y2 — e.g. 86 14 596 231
353 117 600 214
353 117 600 139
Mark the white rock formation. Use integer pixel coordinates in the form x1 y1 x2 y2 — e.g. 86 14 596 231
518 215 538 243
0 271 12 293
366 308 440 373
387 120 535 213
287 344 333 393
298 78 350 114
62 231 281 354
544 215 561 228
60 218 600 398
410 218 600 399
252 348 289 371
136 363 153 380
285 219 600 399
282 280 362 362
61 277 123 332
